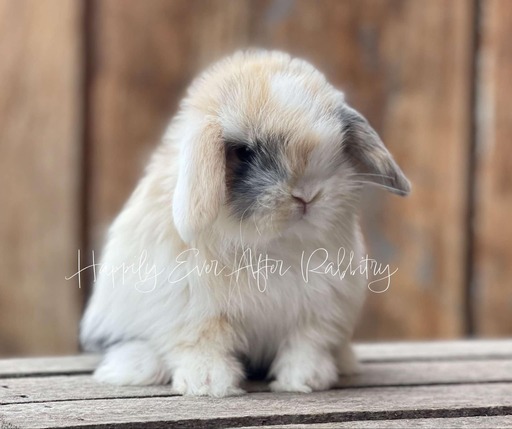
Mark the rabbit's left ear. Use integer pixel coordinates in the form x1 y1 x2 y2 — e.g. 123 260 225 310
172 117 226 243
340 106 411 196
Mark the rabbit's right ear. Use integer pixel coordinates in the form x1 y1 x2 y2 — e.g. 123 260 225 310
172 117 226 243
339 106 411 196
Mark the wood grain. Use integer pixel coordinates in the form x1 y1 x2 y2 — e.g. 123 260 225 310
473 0 512 335
0 355 100 378
245 0 474 339
0 0 82 355
1 342 511 427
1 383 511 428
1 359 511 404
238 416 512 429
355 339 512 362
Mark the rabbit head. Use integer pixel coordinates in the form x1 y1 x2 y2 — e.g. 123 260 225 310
171 51 410 245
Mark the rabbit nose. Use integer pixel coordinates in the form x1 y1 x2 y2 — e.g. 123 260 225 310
292 194 312 214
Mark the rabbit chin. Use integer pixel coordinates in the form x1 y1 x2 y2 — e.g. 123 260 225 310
213 203 346 248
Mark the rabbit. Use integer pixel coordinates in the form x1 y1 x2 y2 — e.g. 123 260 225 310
80 50 410 397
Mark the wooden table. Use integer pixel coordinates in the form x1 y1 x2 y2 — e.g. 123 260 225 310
1 340 511 428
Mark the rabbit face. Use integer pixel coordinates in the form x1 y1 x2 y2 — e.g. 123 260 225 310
172 51 410 245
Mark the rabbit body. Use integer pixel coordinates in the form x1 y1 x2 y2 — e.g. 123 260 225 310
80 51 409 396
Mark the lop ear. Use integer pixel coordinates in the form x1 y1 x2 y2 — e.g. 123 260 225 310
340 106 411 196
172 117 225 243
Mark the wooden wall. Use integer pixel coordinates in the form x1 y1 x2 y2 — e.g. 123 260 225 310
473 0 512 336
0 0 510 357
0 0 82 356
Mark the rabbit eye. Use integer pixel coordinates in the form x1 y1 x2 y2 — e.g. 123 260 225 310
233 146 255 163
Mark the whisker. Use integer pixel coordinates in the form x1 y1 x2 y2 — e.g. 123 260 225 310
346 173 395 180
253 216 262 236
349 180 401 193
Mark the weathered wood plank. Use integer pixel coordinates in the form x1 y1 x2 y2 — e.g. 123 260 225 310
238 415 512 428
337 359 512 387
1 340 511 378
0 0 82 356
473 0 512 335
1 383 511 428
0 355 100 378
1 359 511 404
355 339 512 362
247 0 474 339
0 360 510 404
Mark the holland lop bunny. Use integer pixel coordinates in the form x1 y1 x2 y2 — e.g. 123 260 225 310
80 50 410 397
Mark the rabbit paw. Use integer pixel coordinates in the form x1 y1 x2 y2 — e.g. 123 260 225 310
270 344 338 393
171 355 245 397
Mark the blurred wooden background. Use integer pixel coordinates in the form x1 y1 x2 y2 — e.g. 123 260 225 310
1 0 511 357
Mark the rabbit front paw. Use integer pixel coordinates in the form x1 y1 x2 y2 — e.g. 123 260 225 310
171 354 245 397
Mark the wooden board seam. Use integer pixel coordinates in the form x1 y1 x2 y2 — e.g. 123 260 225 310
2 380 511 407
0 370 92 380
2 405 510 429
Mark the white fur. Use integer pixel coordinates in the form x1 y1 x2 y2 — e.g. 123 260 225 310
80 51 408 397
94 341 170 386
